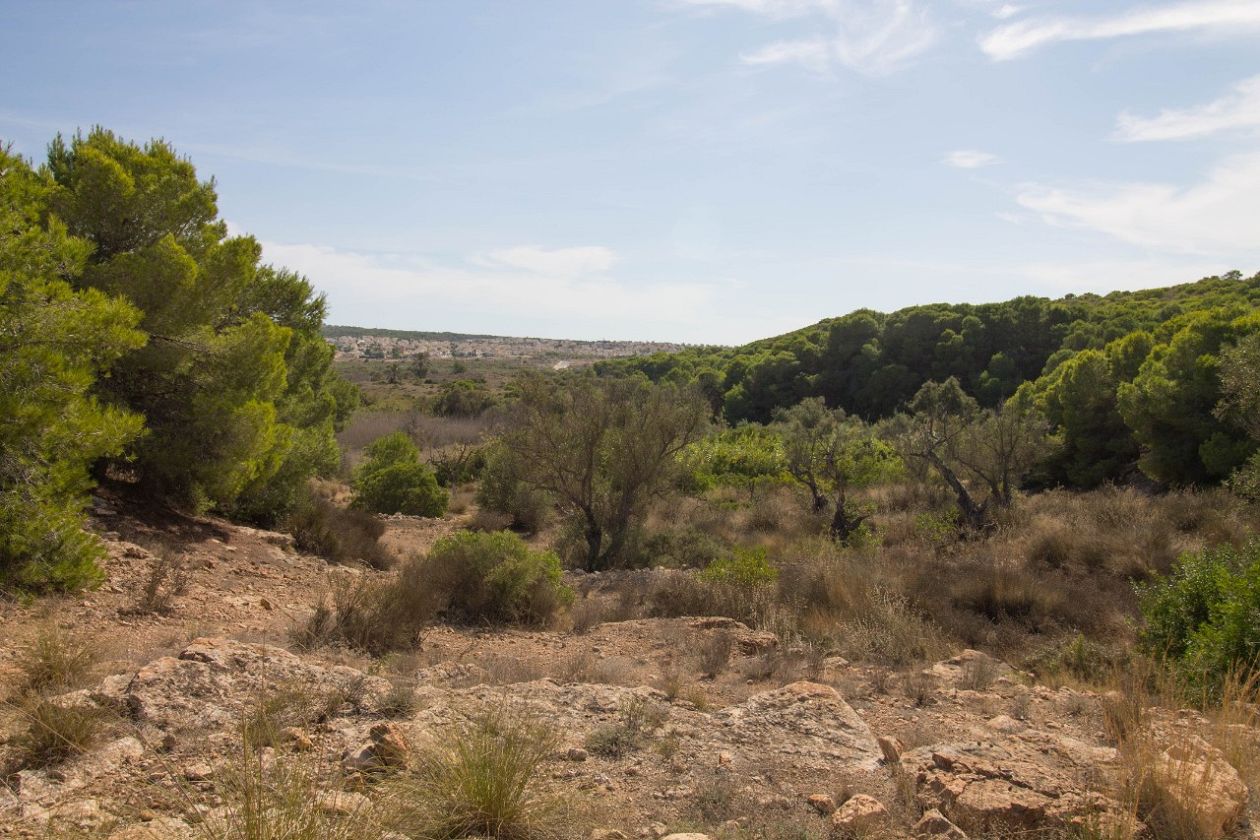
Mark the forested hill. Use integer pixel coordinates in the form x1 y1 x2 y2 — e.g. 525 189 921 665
599 273 1260 425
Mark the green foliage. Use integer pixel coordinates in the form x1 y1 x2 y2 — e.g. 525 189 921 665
435 378 496 417
352 432 448 517
43 128 354 521
600 274 1260 492
503 374 710 571
698 546 778 587
1138 540 1260 689
677 424 787 492
0 146 146 591
1119 310 1259 485
475 442 550 533
776 397 902 539
425 530 573 625
1217 333 1260 499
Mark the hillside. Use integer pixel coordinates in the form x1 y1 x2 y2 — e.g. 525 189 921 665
324 324 686 363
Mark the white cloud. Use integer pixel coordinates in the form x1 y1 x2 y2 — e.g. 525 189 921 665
992 4 1021 20
684 0 938 75
1016 152 1260 253
980 0 1260 60
1016 258 1236 292
478 245 618 276
944 149 1000 168
1115 74 1260 142
256 238 736 341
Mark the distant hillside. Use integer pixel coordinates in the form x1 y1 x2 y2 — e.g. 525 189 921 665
323 324 686 361
599 271 1260 423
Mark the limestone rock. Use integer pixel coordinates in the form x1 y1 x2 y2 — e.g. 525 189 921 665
808 793 837 815
830 794 888 835
715 681 882 770
914 808 967 839
1148 736 1247 839
878 735 904 764
317 790 372 815
106 818 192 840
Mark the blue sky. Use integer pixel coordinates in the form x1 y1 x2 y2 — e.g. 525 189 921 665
2 1 1259 343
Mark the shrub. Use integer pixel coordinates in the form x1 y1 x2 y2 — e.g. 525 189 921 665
475 443 551 534
296 569 441 656
386 710 563 840
9 628 97 698
285 490 392 569
1138 539 1260 689
434 379 496 418
698 546 777 587
14 699 108 768
352 432 447 517
426 531 572 625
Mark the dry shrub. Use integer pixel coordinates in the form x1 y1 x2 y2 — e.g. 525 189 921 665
126 552 192 615
285 492 392 570
8 627 97 698
295 570 439 656
11 699 109 768
469 509 514 533
696 630 733 677
567 597 607 634
584 696 668 758
385 710 565 840
197 738 387 840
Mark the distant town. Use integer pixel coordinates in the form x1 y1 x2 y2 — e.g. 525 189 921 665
322 325 688 362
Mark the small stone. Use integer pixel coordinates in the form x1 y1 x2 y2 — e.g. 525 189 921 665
280 727 314 752
568 747 590 762
661 835 714 840
914 808 968 839
877 735 903 764
717 751 733 766
985 715 1025 734
182 762 214 781
830 794 888 836
259 597 274 610
590 831 628 840
369 722 410 767
317 790 371 815
808 793 837 815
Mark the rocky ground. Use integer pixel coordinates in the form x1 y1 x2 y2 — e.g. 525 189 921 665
0 501 1253 839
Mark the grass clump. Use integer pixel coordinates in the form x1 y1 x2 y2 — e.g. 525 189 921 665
584 696 668 758
11 698 109 768
8 627 97 698
385 710 565 840
426 530 573 625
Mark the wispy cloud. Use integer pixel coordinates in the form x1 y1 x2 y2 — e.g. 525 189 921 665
1115 74 1260 142
256 238 734 341
980 0 1260 60
943 149 1000 168
1016 152 1260 253
683 0 938 75
476 245 618 276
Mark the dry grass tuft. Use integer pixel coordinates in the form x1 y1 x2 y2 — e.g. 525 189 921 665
384 709 568 840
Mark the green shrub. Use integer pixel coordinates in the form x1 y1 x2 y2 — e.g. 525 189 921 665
698 546 778 587
434 379 496 418
352 432 447 517
677 425 787 493
428 531 572 625
626 527 726 570
475 443 550 533
1138 539 1260 688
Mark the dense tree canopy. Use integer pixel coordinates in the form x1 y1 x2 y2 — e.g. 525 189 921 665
0 129 357 590
602 273 1260 489
46 128 355 520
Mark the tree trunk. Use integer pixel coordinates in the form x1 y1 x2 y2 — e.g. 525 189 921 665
583 518 603 573
923 452 990 531
829 501 868 542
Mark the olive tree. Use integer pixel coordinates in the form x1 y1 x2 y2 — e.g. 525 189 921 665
503 374 709 571
775 398 901 541
890 378 1050 530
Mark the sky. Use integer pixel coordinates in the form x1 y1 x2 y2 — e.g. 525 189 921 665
2 1 1259 344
